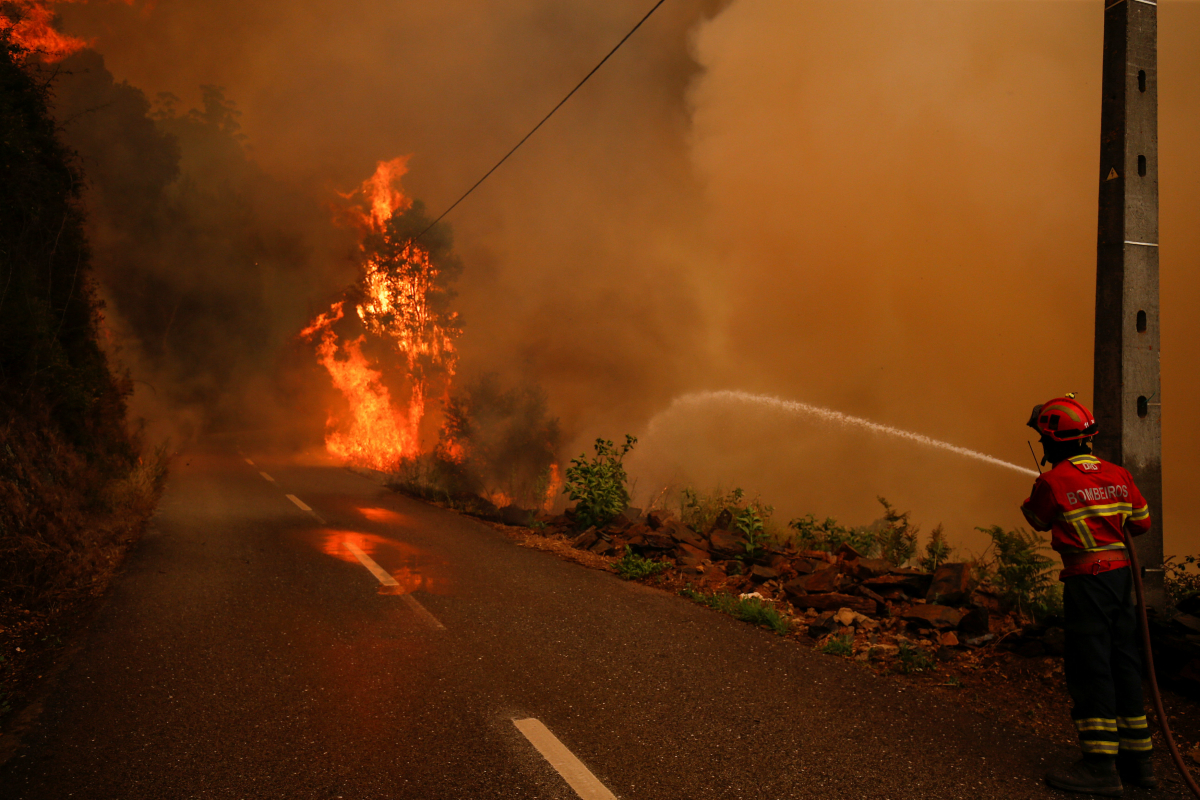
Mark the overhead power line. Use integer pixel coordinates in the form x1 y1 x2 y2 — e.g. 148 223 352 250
411 0 669 244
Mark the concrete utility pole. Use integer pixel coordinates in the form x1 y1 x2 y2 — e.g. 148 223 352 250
1092 0 1164 609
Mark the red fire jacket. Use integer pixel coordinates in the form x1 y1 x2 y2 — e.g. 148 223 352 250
1020 454 1151 579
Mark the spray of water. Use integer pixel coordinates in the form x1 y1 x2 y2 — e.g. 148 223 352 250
645 390 1038 478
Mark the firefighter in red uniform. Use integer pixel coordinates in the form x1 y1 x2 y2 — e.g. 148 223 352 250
1020 395 1154 796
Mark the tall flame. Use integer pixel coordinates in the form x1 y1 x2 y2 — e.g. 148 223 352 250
304 158 460 471
300 303 419 470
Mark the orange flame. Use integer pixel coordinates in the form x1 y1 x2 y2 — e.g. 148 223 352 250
543 463 563 512
1 1 134 62
301 303 419 470
485 490 513 509
304 159 460 471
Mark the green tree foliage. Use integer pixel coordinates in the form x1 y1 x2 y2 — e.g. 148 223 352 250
564 435 636 528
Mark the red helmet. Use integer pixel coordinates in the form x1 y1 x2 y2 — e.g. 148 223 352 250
1027 394 1098 442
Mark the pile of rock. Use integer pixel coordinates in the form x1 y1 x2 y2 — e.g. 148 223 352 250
530 506 1030 659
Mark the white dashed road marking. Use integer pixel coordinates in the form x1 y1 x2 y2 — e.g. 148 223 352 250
399 594 445 630
286 493 311 511
512 718 618 800
259 471 275 483
286 493 327 524
343 541 444 629
244 458 255 466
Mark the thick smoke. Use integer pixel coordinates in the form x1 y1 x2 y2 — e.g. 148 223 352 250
53 0 1200 554
52 49 355 445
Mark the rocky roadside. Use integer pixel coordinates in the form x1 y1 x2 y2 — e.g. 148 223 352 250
446 499 1200 782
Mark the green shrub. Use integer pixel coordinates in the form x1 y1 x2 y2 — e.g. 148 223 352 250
563 435 636 528
787 513 877 555
1165 555 1200 607
733 596 790 634
680 588 790 635
819 634 854 657
919 524 953 572
734 505 773 562
977 525 1060 619
787 497 918 561
877 497 919 567
897 641 935 673
615 546 669 581
681 486 744 532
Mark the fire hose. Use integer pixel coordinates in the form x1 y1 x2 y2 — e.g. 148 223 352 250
1124 532 1200 798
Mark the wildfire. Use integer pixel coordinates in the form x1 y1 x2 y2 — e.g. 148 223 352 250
352 156 412 232
304 158 461 471
300 303 420 470
0 1 133 62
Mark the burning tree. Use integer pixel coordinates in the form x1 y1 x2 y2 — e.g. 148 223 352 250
302 158 462 471
0 1 135 62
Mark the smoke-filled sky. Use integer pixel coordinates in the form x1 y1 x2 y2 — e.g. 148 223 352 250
57 0 1200 556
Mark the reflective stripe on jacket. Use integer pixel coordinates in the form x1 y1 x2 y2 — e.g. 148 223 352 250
1020 455 1151 578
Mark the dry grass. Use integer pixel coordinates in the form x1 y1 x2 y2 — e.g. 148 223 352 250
0 406 168 606
0 403 167 737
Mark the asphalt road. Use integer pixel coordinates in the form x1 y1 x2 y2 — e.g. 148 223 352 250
0 448 1153 799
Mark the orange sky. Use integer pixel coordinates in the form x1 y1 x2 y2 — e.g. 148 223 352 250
58 0 1200 557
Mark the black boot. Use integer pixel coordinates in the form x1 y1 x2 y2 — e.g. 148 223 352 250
1117 752 1158 789
1045 756 1124 796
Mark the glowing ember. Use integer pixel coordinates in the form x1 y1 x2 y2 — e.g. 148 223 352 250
304 159 461 471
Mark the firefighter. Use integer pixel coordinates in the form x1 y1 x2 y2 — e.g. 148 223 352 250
1020 395 1154 796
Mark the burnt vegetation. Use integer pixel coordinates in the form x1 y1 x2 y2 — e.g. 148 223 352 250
390 373 561 516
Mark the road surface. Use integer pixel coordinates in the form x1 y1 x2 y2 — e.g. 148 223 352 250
0 448 1151 799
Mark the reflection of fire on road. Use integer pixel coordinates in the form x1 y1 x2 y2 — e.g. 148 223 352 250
317 529 448 595
357 506 407 524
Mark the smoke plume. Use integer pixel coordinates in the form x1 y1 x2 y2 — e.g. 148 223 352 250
50 0 1200 554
